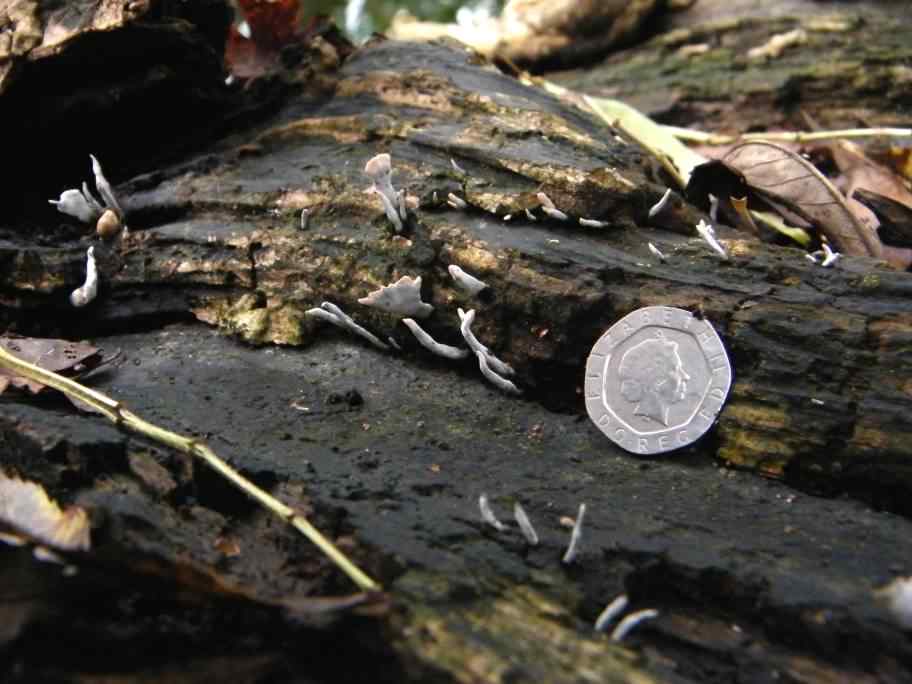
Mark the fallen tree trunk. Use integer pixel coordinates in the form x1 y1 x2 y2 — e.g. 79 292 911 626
3 1 912 681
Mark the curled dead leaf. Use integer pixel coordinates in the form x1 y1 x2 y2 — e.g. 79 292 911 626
0 473 90 551
722 141 882 258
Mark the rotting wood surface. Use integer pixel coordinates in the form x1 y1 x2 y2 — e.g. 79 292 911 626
2 2 912 682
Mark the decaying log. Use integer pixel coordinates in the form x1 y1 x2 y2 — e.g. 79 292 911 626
4 2 912 681
6 29 911 507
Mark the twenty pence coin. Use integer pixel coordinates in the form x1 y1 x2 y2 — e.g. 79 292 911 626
584 306 732 455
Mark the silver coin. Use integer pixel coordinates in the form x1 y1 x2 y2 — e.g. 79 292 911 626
584 306 732 455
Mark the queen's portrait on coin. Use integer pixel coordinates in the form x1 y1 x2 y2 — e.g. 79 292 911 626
618 336 690 426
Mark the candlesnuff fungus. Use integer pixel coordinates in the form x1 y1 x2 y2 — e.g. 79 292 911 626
70 247 98 307
648 242 667 262
402 318 468 360
610 609 660 643
594 594 629 632
479 493 507 531
305 302 390 350
447 192 467 210
561 503 586 564
364 153 403 232
49 155 126 240
458 308 514 376
358 275 433 318
476 350 521 395
448 264 488 296
695 219 728 260
875 576 912 629
536 192 568 221
513 501 539 545
647 188 672 218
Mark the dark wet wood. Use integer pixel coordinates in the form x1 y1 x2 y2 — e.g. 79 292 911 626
2 2 912 682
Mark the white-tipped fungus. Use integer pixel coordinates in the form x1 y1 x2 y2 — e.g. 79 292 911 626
648 188 672 218
876 577 912 629
402 318 469 360
458 308 515 377
365 153 403 232
397 190 408 221
448 264 488 296
561 503 586 564
447 193 468 210
708 193 719 223
537 192 568 221
513 501 539 545
524 208 537 222
479 493 507 532
610 609 659 643
648 242 667 262
476 350 521 395
306 302 390 350
358 275 433 318
450 158 467 175
695 219 728 260
50 189 98 223
90 154 123 216
821 242 841 268
579 218 609 228
594 594 630 632
50 156 125 236
70 246 99 307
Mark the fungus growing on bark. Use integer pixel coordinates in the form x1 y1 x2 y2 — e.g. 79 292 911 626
70 247 99 307
448 265 488 296
358 276 433 318
402 318 468 360
364 153 403 232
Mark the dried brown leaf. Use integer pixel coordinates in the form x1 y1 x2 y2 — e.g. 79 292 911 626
723 141 882 258
0 336 100 394
0 473 90 551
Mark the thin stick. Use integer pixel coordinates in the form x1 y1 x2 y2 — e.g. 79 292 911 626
665 125 912 146
0 345 380 592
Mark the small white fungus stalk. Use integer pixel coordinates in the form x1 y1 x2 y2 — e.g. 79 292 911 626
448 264 488 296
476 350 521 395
695 219 728 260
305 302 390 350
479 493 507 531
821 242 841 267
90 154 124 217
458 308 514 376
648 188 672 218
70 247 99 307
708 193 719 223
397 190 408 221
364 153 403 232
447 193 468 210
536 192 568 221
610 609 659 643
561 503 586 564
450 158 467 175
579 217 609 228
648 242 667 262
513 501 539 545
594 594 629 632
402 318 469 360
